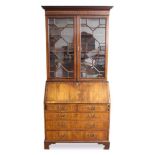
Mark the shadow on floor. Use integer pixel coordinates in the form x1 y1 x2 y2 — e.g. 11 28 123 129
49 143 104 150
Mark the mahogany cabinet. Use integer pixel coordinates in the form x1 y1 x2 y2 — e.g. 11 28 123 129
42 6 113 149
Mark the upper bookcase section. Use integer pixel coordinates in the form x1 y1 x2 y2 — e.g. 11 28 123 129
42 6 113 16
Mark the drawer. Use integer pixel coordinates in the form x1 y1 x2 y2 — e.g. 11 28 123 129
45 112 109 121
78 104 108 112
45 121 108 130
46 131 107 141
46 104 76 112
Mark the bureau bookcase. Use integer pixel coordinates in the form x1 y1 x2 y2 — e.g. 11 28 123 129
42 6 113 149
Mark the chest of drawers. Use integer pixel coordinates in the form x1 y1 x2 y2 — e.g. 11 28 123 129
44 82 110 149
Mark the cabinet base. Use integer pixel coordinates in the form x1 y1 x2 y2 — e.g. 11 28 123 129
44 141 55 149
98 142 110 149
44 141 110 150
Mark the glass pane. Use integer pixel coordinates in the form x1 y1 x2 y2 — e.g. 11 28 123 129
48 18 74 78
80 18 106 78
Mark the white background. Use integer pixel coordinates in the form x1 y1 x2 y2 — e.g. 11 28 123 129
0 0 155 154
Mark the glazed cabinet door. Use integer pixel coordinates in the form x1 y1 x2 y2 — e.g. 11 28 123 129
47 17 76 81
77 17 107 80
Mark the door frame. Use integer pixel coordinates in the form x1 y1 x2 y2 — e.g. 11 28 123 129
45 16 77 82
76 15 109 82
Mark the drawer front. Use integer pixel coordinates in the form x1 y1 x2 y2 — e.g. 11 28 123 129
46 104 76 112
78 104 108 112
45 121 108 130
46 131 107 141
45 104 109 112
45 112 109 121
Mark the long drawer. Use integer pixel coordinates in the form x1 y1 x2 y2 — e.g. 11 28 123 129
46 131 107 141
45 104 109 112
45 104 76 112
78 104 108 112
45 121 108 130
45 112 109 121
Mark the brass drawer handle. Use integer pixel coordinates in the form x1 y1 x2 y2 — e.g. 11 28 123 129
86 123 95 129
57 122 66 127
57 105 66 111
87 133 96 138
58 114 65 118
87 113 95 118
88 106 95 111
58 133 65 138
